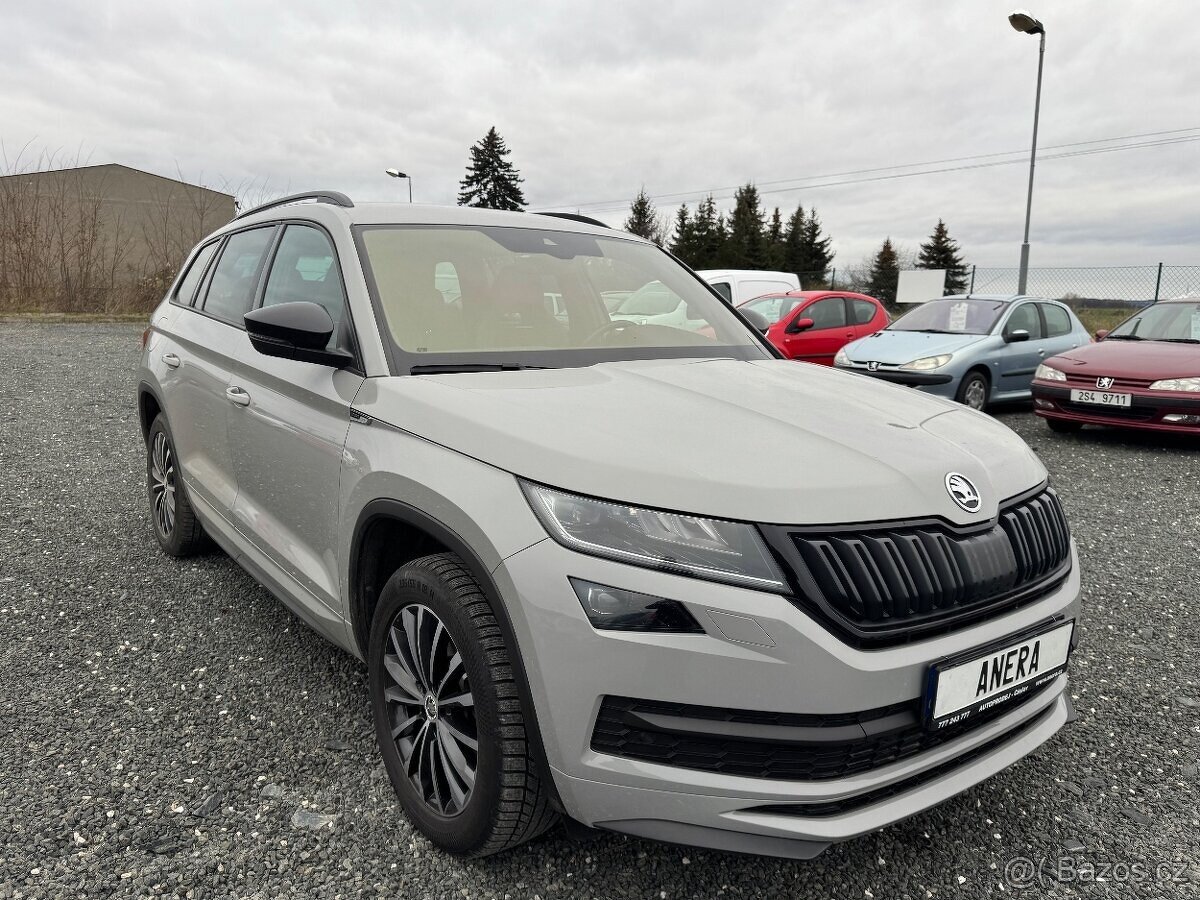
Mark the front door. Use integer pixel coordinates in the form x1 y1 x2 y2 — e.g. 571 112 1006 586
996 301 1047 394
225 223 365 618
780 296 854 364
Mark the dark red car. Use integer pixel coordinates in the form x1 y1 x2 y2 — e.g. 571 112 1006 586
734 291 889 364
1031 298 1200 433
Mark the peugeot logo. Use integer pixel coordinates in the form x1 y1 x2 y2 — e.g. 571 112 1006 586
945 472 982 513
867 361 881 372
1096 376 1115 390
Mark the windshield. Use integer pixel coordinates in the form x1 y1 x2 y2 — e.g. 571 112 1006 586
740 295 801 325
888 298 1009 335
1107 301 1200 342
356 225 769 372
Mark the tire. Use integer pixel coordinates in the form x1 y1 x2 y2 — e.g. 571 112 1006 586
1046 418 1084 433
956 370 990 411
368 553 557 857
146 414 208 556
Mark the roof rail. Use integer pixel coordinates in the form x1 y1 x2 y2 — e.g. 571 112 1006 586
536 211 611 229
235 191 354 220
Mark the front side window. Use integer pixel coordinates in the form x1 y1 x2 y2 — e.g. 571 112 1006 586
889 298 1009 335
742 295 798 325
173 241 218 306
803 297 847 330
355 225 769 371
261 225 347 349
1005 302 1043 339
200 227 276 325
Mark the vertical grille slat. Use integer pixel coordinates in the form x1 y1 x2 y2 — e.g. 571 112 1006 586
787 489 1070 638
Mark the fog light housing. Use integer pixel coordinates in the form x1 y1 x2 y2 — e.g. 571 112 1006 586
1034 398 1054 409
1163 414 1200 424
569 579 704 633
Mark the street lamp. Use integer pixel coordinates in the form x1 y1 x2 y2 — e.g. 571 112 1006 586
384 168 413 202
1009 9 1045 295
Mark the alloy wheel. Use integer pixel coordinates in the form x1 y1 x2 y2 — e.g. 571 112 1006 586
964 378 987 410
150 431 177 537
382 603 478 816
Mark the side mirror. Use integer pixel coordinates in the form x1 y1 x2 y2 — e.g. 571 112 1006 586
244 301 353 367
1004 328 1030 343
1094 329 1109 341
786 317 815 335
739 308 771 334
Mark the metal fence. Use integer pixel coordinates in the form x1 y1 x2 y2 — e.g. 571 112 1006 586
812 265 1200 304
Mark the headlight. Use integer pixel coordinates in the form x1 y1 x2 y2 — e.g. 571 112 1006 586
1035 363 1067 382
899 354 952 371
521 482 786 591
834 348 850 367
1149 376 1200 392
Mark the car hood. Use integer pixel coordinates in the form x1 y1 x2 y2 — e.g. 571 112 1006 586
354 358 1045 526
842 329 988 365
1046 339 1200 380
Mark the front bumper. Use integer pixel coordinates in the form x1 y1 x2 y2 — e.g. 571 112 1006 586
1032 382 1200 432
495 537 1081 857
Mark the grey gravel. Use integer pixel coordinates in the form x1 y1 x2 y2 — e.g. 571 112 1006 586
1 323 1197 898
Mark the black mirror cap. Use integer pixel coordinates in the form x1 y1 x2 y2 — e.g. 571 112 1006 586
1005 328 1031 343
739 308 771 334
244 301 353 367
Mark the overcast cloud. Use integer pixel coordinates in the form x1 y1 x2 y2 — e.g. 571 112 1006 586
2 0 1197 269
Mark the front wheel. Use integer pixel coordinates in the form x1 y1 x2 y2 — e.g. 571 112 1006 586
368 553 557 856
956 371 990 411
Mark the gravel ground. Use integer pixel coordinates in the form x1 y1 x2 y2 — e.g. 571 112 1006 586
1 322 1197 899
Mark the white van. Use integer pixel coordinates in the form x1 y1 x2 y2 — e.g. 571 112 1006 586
696 269 801 305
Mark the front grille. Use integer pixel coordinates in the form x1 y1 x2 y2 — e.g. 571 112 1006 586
762 488 1071 645
1063 374 1154 390
591 688 1050 782
1060 401 1156 421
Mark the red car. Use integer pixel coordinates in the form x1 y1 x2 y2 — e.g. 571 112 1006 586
1031 297 1200 433
736 291 889 364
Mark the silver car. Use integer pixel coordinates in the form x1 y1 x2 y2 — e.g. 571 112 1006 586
834 294 1091 410
138 194 1081 859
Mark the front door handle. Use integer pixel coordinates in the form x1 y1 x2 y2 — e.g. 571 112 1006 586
225 386 251 407
162 353 181 368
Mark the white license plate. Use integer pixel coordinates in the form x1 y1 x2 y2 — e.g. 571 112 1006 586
1070 389 1131 407
925 621 1074 729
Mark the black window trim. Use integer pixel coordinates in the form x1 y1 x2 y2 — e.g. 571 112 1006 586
190 223 281 329
168 237 224 309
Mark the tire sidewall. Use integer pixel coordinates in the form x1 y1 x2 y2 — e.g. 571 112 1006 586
146 415 185 554
368 562 503 854
957 371 989 410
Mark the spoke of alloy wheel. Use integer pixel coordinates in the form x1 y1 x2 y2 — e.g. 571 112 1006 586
439 718 478 752
426 620 445 691
383 654 423 703
436 722 475 792
391 712 422 740
438 689 474 709
437 652 463 697
434 727 469 810
408 720 431 778
403 607 428 691
427 734 445 812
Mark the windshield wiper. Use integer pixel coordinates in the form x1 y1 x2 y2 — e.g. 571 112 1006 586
1155 337 1200 344
409 363 550 375
1104 334 1143 341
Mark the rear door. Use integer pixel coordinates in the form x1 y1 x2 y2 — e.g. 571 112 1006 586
1038 301 1084 357
225 222 365 621
778 296 853 364
849 297 886 339
165 226 277 518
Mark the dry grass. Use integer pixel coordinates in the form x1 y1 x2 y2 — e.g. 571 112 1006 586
1074 307 1136 336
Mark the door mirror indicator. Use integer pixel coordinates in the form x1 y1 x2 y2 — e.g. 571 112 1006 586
1004 328 1031 344
244 301 353 367
786 317 815 335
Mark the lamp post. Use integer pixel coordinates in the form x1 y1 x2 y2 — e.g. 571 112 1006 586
1009 9 1045 296
384 168 413 202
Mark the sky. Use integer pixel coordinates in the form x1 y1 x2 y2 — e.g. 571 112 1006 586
2 0 1198 271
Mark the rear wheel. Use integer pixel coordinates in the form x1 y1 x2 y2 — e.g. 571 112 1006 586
956 370 990 411
146 415 208 556
1046 418 1084 433
368 553 557 856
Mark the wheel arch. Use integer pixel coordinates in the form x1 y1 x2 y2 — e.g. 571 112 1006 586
137 380 165 444
348 498 565 812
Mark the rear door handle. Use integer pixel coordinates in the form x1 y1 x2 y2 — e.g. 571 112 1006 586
225 386 251 407
162 353 181 368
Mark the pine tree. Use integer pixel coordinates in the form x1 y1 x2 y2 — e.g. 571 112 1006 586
765 207 785 270
917 219 968 294
798 208 835 282
781 204 806 277
867 238 900 305
668 204 696 264
725 183 767 269
457 126 527 210
690 196 724 268
624 188 667 246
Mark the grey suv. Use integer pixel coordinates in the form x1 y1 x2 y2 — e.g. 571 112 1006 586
137 192 1080 859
